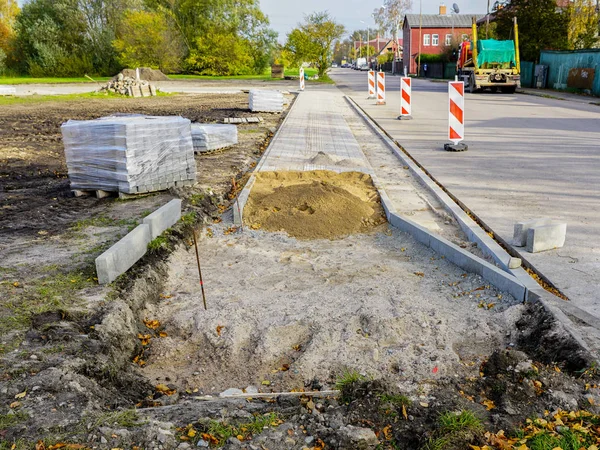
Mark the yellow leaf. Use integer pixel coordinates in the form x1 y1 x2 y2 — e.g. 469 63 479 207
588 445 598 450
36 441 46 450
414 272 424 277
188 429 197 438
402 404 408 420
143 319 161 330
216 325 224 336
419 402 429 408
261 380 271 386
9 401 21 408
237 435 244 441
15 390 27 399
470 446 481 450
482 399 496 410
158 331 168 338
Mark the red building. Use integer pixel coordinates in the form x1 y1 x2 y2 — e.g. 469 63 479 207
402 6 485 74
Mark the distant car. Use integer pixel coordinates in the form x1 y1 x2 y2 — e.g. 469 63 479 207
359 65 369 71
331 63 338 68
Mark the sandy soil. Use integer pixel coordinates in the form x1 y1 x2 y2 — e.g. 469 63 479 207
244 171 386 239
141 221 522 395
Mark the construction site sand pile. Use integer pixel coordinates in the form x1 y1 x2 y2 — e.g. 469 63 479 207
244 170 386 239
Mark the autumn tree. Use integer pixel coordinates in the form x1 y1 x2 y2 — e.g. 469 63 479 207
566 0 600 49
0 0 19 72
494 0 568 61
113 10 185 73
285 11 345 77
144 0 276 75
372 0 412 45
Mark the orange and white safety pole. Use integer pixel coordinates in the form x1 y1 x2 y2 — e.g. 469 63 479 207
376 71 386 105
444 81 468 151
398 77 412 120
368 70 376 99
299 67 305 91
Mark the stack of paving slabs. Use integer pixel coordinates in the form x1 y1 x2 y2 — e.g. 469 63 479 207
61 115 196 194
249 89 284 112
191 124 238 153
99 74 157 97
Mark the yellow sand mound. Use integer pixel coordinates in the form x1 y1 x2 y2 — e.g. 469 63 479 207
244 171 387 239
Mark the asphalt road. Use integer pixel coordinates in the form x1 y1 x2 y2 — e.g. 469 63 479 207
331 68 600 314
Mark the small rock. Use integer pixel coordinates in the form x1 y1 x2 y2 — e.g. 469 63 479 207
32 386 40 392
306 400 315 411
245 386 259 394
177 444 191 450
100 437 108 444
30 354 38 360
220 388 244 397
196 440 209 447
284 438 296 445
339 425 379 449
305 436 315 445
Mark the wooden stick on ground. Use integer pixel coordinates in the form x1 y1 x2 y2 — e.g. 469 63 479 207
192 228 207 310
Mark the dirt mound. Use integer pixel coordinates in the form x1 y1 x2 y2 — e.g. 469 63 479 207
114 67 170 81
309 151 366 168
244 170 386 239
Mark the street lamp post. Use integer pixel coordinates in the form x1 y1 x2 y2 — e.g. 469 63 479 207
360 20 370 67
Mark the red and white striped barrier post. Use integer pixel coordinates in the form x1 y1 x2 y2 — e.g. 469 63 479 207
376 71 386 105
398 77 412 120
368 70 376 99
444 81 468 151
299 67 305 91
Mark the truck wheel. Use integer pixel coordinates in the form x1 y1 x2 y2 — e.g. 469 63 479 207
468 75 477 93
501 86 516 94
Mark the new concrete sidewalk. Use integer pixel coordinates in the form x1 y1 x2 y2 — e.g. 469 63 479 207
256 87 372 173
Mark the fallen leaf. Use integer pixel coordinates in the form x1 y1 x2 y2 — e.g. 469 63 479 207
15 390 26 399
383 425 393 440
216 325 224 336
9 401 21 409
143 319 161 330
261 380 271 386
187 429 196 438
38 230 48 236
155 384 176 396
482 399 496 410
414 272 424 277
158 331 168 338
419 402 429 408
137 333 151 345
402 404 408 420
250 223 261 230
12 281 20 288
36 441 46 450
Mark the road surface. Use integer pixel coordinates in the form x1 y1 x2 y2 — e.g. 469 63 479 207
331 68 600 315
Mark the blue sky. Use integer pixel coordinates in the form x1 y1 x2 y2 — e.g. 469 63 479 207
259 0 489 40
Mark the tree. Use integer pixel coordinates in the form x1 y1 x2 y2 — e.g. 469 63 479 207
144 0 276 75
494 0 568 61
113 10 185 73
372 0 411 46
0 0 19 73
285 11 345 77
566 0 600 49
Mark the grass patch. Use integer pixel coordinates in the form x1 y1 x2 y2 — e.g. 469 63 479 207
148 235 169 252
378 393 412 407
188 194 205 206
0 76 111 85
186 413 281 446
90 409 146 429
180 211 197 226
424 410 483 450
335 368 368 390
0 90 171 106
0 268 96 336
0 411 29 429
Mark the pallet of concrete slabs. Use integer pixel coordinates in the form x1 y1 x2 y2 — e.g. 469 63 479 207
61 115 196 194
191 124 238 153
249 89 284 112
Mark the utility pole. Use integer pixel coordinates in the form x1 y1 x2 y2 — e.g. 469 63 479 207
418 0 422 76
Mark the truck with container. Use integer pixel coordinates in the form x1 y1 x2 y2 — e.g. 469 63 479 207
457 17 521 93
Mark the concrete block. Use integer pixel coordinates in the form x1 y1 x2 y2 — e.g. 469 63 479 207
508 257 522 269
95 224 151 284
526 223 567 253
143 199 182 239
513 218 552 246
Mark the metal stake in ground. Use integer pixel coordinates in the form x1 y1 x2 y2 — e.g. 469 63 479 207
444 81 468 151
232 178 244 232
192 228 208 310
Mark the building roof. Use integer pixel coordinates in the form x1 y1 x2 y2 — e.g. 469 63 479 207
404 14 486 28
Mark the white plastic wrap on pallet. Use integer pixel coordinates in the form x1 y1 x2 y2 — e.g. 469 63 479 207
61 115 195 193
191 124 238 152
249 90 283 112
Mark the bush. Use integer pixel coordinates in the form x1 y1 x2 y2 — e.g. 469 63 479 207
417 53 445 63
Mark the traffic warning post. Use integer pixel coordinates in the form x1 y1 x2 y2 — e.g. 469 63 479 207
376 72 386 105
299 67 305 91
444 81 468 151
368 70 376 99
398 77 413 120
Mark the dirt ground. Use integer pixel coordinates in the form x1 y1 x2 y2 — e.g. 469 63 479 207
1 89 599 450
